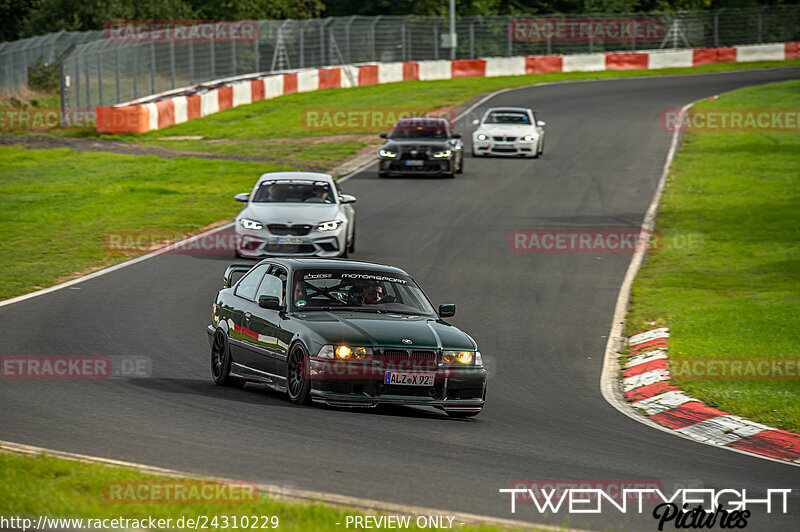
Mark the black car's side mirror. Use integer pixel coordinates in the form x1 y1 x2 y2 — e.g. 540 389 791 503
234 192 250 203
451 133 461 139
438 304 456 318
379 132 388 139
258 295 282 310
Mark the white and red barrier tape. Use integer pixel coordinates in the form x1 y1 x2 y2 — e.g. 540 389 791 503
97 42 800 134
625 327 800 463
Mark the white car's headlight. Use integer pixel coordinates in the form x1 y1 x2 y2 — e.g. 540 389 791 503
379 149 398 158
240 218 263 230
432 150 452 158
523 135 536 142
476 133 488 141
317 220 343 231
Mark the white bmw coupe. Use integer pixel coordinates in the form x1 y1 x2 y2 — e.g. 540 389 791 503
471 107 545 158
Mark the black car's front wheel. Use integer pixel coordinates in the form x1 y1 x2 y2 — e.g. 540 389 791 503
211 330 245 387
286 343 312 405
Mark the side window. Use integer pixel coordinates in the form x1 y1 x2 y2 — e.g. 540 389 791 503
234 264 269 301
256 274 284 305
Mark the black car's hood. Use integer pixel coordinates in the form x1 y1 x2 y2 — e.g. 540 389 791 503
295 311 476 351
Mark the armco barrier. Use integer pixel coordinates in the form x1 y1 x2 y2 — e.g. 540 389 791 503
97 42 800 134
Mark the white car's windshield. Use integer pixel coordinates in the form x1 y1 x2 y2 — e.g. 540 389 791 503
292 270 436 316
484 111 530 125
252 181 334 204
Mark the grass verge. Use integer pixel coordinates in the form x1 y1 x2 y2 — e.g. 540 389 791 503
0 452 536 531
626 80 800 432
2 60 799 300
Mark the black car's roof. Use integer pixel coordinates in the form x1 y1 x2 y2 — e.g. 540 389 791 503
258 258 410 276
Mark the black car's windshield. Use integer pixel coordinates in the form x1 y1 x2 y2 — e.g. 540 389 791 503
251 180 334 204
484 111 530 125
389 118 449 140
292 270 436 316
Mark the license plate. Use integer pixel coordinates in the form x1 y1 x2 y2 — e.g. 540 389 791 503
404 160 424 166
384 371 436 386
271 236 303 244
494 143 512 149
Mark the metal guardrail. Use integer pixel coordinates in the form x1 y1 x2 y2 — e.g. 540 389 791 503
1 7 798 107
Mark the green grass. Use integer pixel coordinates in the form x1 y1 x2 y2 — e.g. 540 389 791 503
0 452 538 532
626 80 800 432
0 145 289 298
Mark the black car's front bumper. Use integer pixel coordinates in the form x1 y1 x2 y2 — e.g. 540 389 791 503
379 158 454 176
309 360 486 414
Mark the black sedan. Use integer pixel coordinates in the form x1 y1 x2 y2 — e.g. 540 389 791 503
377 116 464 178
207 258 486 417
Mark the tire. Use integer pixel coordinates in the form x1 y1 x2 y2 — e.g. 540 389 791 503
538 137 544 156
211 330 245 388
286 343 312 405
378 171 388 178
456 155 464 174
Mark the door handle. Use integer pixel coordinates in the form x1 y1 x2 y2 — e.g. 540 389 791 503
244 312 251 321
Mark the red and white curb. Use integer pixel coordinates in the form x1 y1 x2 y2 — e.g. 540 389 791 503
624 327 800 464
97 41 800 134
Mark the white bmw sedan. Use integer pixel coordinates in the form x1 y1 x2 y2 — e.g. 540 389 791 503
234 172 356 258
471 107 545 158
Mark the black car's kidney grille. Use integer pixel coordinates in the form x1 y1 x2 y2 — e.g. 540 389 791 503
381 349 438 370
267 224 312 236
399 146 430 160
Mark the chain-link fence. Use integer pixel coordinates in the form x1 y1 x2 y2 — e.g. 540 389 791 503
0 30 103 96
2 6 798 107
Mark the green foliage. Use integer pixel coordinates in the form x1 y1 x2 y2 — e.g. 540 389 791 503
27 57 60 92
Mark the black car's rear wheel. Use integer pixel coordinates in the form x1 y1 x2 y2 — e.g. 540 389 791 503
211 330 245 387
286 343 311 405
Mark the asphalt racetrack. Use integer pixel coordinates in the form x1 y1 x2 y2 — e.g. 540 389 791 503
2 67 799 531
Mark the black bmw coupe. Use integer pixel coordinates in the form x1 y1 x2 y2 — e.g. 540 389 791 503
207 258 486 417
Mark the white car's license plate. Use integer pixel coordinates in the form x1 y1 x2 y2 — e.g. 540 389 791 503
494 143 512 149
384 371 435 386
404 160 424 166
271 236 303 244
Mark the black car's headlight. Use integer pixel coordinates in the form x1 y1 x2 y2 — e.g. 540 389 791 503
432 150 452 158
317 220 343 232
317 345 373 360
240 218 263 230
441 350 482 366
379 149 398 158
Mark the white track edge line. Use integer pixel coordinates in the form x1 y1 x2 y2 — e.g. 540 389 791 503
597 100 799 468
0 440 587 532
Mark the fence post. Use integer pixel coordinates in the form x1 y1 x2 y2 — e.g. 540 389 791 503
346 16 356 64
402 16 411 61
169 41 176 89
757 6 765 43
133 44 138 98
232 38 237 75
507 15 513 56
149 41 155 94
84 54 90 109
57 44 76 127
254 22 260 72
469 21 474 59
97 52 103 105
370 16 382 62
188 39 194 83
114 47 120 104
714 9 724 47
434 22 439 60
210 34 215 79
